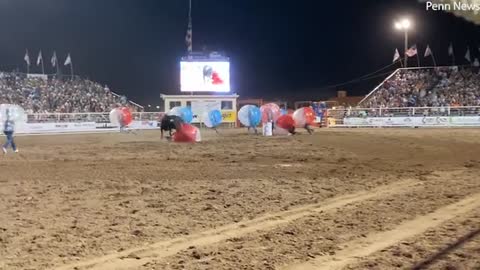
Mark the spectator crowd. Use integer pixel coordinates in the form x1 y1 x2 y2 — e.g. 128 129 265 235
0 73 141 114
363 67 480 108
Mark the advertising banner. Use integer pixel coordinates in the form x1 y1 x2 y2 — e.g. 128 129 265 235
342 116 480 127
18 122 97 134
221 110 237 122
128 121 159 129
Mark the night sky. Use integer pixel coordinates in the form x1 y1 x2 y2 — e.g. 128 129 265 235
0 0 478 106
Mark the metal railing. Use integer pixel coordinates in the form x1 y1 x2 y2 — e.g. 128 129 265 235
26 112 164 124
326 106 480 127
344 106 480 117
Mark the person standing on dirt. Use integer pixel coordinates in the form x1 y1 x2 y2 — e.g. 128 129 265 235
247 108 259 135
267 109 275 130
248 125 259 135
304 124 314 135
119 114 130 133
3 109 18 154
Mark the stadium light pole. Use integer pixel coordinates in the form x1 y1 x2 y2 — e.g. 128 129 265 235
395 18 411 68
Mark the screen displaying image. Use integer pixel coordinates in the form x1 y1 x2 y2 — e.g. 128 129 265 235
180 61 230 92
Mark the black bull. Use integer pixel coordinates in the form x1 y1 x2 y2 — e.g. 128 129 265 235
159 115 184 139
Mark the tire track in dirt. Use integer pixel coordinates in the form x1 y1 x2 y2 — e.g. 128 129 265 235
53 179 420 270
282 192 480 270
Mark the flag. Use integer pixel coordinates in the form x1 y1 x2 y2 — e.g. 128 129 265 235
185 20 192 52
393 48 400 63
448 43 454 56
474 58 480 67
465 48 471 62
37 51 43 66
64 53 72 66
24 50 30 66
424 45 433 58
51 51 57 67
185 0 192 52
405 45 417 57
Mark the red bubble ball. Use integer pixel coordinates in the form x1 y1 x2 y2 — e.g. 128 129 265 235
121 107 133 126
172 123 200 143
260 103 281 124
304 107 316 125
276 114 295 131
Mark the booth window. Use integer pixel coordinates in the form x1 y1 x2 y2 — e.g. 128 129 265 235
169 101 181 109
186 101 192 107
221 101 233 110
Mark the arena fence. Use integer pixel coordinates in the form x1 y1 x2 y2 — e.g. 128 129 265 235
17 112 163 134
26 112 162 124
17 112 235 135
326 106 480 127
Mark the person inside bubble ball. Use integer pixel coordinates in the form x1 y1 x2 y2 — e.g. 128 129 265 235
247 109 258 135
247 125 258 135
3 109 18 154
287 126 296 135
304 124 314 135
287 124 313 135
119 115 127 133
118 110 130 133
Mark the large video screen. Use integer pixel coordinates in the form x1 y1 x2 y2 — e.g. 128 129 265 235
180 61 230 92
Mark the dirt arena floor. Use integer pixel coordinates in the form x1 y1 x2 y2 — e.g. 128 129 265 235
0 128 479 270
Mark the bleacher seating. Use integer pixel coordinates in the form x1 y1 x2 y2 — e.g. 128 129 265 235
360 67 480 108
0 72 142 113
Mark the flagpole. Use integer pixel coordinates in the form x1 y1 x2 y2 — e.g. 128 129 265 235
70 62 74 80
26 49 30 74
404 30 408 68
41 59 45 74
451 46 456 65
190 0 193 51
448 43 456 66
416 51 420 67
189 0 192 23
188 0 193 52
393 49 403 68
52 51 60 78
465 47 471 65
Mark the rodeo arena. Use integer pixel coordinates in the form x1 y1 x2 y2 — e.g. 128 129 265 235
1 1 480 270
